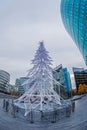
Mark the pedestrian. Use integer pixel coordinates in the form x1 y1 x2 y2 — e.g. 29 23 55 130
3 99 6 109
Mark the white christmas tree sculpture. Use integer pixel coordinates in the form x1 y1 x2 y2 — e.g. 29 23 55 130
15 42 64 116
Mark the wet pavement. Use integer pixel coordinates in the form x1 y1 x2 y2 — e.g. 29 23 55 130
0 94 87 130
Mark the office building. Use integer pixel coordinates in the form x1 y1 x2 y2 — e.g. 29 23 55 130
53 64 72 98
73 67 87 91
61 0 87 65
63 68 72 97
15 77 29 95
0 70 10 92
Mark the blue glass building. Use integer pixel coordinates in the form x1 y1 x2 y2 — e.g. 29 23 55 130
53 64 65 98
53 65 72 98
15 77 29 95
61 0 87 65
63 68 72 97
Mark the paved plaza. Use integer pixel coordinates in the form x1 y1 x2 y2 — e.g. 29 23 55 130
0 94 87 130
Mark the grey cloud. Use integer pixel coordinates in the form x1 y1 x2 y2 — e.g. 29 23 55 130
0 0 60 25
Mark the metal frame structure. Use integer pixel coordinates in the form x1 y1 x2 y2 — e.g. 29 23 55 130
14 42 70 116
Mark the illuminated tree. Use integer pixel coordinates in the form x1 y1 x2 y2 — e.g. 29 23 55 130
14 42 66 116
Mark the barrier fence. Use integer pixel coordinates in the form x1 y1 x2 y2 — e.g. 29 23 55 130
2 99 75 123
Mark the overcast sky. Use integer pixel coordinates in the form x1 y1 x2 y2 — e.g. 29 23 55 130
0 0 86 85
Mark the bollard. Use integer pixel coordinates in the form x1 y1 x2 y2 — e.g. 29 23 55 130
41 111 44 118
11 104 16 118
3 99 6 109
30 111 34 123
51 110 56 123
66 105 71 117
5 100 9 112
72 101 75 112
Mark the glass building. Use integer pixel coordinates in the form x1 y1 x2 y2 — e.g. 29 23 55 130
53 64 72 98
0 70 10 92
15 77 29 95
73 67 87 91
63 68 72 97
61 0 87 65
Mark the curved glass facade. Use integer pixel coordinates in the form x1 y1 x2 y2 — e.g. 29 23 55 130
0 70 10 91
61 0 87 65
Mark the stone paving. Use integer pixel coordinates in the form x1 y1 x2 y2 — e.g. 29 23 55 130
0 94 87 130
